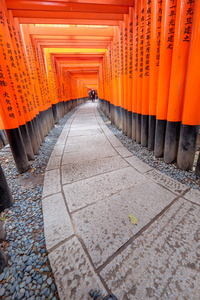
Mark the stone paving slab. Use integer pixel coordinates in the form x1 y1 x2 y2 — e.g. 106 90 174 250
63 167 145 212
125 155 153 173
62 146 117 165
100 198 200 299
68 128 103 137
114 146 133 158
49 237 107 300
46 155 61 171
62 155 129 184
66 134 109 145
64 140 112 153
72 180 176 268
146 169 188 195
43 193 74 250
184 188 200 205
42 169 61 198
51 144 65 156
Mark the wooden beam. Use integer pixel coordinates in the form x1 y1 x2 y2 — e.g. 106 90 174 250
28 26 114 36
17 18 119 26
12 10 124 20
6 1 129 14
6 0 134 6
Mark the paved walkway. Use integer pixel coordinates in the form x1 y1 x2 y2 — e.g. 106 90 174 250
42 102 200 300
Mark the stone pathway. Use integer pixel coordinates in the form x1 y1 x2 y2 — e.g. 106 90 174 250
42 102 200 300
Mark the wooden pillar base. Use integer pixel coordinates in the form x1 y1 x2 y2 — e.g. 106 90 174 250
148 115 156 151
141 115 149 147
177 124 199 170
164 121 181 164
5 128 30 173
154 119 166 157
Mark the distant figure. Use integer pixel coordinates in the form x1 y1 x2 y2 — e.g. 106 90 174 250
91 89 95 102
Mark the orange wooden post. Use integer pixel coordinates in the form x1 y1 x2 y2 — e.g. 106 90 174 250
177 0 200 171
132 1 139 141
141 0 151 147
131 4 137 141
119 20 124 130
114 25 122 129
127 7 133 138
148 0 162 150
0 2 29 173
154 0 177 157
164 0 195 164
122 13 129 135
136 0 144 144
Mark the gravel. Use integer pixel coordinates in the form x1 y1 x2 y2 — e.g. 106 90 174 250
97 106 200 192
0 105 81 300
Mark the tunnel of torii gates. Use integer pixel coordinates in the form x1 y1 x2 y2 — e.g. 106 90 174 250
0 0 200 204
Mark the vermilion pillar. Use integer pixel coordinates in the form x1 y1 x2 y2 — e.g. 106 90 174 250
164 0 195 164
154 0 177 157
177 0 200 171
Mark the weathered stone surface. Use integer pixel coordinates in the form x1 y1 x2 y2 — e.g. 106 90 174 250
62 156 129 184
146 169 188 195
64 140 111 153
51 144 65 157
43 193 74 250
63 167 145 212
56 131 68 145
67 134 108 145
184 188 200 205
62 146 117 165
68 128 103 137
104 134 123 148
49 237 107 300
100 198 200 299
114 146 132 158
42 169 61 198
73 180 176 268
125 156 153 173
46 156 61 171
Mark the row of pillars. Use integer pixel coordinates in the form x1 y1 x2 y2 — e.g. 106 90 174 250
0 97 85 272
4 99 85 174
98 0 200 175
99 99 200 176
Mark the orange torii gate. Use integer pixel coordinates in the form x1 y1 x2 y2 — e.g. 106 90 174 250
0 0 199 177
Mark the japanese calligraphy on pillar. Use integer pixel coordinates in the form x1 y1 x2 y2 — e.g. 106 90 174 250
129 20 133 79
124 27 128 76
139 8 144 78
167 0 177 49
114 42 117 79
183 0 195 42
144 0 151 76
156 0 162 66
120 29 124 76
135 15 139 71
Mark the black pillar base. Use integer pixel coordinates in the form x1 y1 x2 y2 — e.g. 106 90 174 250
5 128 30 173
19 124 35 161
127 110 132 139
141 115 149 147
177 124 199 171
195 152 200 176
114 106 122 130
154 119 166 157
26 120 39 155
136 114 141 144
52 104 59 123
148 115 156 151
132 112 137 141
110 104 114 124
123 109 128 135
164 121 181 164
0 164 14 212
